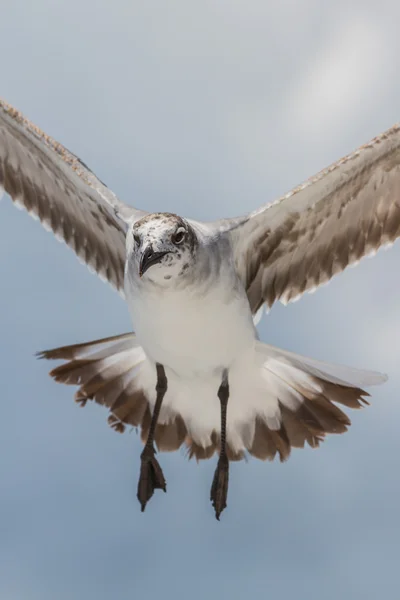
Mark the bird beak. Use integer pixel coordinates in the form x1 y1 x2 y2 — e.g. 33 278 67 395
139 245 169 277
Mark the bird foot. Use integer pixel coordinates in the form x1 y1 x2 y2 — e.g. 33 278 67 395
137 445 166 512
210 454 229 520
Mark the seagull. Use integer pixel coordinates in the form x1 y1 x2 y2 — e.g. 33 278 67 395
1 97 399 520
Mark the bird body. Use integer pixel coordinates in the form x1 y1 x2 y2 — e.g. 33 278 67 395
1 96 399 517
124 214 263 458
127 267 256 377
125 216 256 377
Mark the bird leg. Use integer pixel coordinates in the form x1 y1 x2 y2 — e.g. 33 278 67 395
137 363 167 512
210 370 230 520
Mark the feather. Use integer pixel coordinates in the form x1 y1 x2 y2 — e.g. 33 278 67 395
229 124 400 313
0 98 147 293
37 334 385 463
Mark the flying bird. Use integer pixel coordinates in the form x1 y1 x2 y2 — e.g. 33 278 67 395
1 97 399 519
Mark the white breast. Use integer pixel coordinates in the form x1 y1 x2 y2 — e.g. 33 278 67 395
126 276 256 377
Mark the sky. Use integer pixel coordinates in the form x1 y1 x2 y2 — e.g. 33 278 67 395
1 1 400 599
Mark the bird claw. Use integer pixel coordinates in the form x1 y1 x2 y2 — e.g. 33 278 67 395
137 445 166 512
210 454 229 520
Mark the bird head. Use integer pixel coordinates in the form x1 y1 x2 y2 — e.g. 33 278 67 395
127 213 198 285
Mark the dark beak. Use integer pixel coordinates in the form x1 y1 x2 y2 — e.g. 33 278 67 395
139 245 169 277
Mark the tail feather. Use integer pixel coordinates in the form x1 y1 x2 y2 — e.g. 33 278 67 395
259 341 387 388
37 333 136 361
37 334 388 463
279 405 324 449
245 341 386 461
38 332 189 452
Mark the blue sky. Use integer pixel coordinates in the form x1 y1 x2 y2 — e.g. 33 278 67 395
1 1 400 599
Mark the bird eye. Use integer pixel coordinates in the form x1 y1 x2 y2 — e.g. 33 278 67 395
172 228 186 245
133 233 141 246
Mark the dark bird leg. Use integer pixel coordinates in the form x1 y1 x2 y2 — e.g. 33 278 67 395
210 370 230 520
137 363 167 512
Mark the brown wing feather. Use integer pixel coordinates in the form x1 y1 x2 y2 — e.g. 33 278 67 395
0 98 146 293
230 124 400 312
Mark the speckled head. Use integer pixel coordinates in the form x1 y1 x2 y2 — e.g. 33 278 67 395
126 212 198 285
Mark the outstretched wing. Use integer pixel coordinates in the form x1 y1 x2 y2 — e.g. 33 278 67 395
0 98 147 294
229 124 400 313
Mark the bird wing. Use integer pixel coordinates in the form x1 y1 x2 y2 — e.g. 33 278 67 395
0 98 147 294
228 124 400 313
